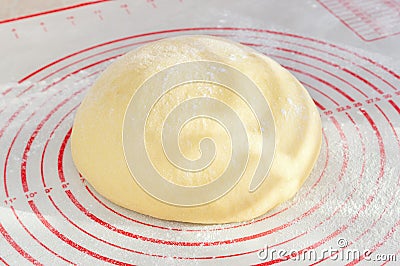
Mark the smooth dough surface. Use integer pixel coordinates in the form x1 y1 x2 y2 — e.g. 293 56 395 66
71 35 322 224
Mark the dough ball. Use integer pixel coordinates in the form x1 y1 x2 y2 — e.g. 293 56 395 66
71 35 322 224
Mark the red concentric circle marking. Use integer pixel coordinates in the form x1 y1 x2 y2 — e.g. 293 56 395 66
1 27 398 264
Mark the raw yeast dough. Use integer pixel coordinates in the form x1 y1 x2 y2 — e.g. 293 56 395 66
71 35 322 224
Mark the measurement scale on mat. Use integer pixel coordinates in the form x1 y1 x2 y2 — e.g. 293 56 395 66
0 1 399 265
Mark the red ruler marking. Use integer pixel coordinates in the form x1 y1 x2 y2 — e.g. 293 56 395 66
28 200 131 265
41 105 79 187
2 27 396 262
317 0 400 41
0 223 42 265
0 1 110 24
9 206 75 264
0 257 9 266
256 108 387 265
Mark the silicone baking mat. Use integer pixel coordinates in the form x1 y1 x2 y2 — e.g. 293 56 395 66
0 0 399 265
